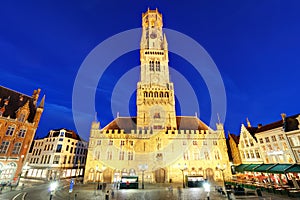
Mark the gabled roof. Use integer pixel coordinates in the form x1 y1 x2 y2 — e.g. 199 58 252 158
101 116 210 133
0 85 38 123
229 133 240 144
46 128 84 141
243 113 299 135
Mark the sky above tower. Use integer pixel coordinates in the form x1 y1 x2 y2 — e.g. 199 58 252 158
1 1 300 141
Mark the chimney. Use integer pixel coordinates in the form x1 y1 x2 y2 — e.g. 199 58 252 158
281 113 286 121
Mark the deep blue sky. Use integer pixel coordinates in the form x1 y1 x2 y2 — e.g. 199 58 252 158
1 0 300 141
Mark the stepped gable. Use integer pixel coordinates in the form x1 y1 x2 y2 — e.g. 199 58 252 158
0 85 37 122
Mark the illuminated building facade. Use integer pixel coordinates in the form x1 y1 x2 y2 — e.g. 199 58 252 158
0 86 44 184
24 128 87 181
84 9 231 185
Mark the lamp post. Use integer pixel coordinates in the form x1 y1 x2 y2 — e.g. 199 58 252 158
216 164 227 198
96 165 106 190
138 164 148 189
178 163 187 188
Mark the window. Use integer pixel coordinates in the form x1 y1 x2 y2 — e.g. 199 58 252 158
156 153 163 161
240 151 245 159
155 61 160 71
255 149 261 158
183 152 189 160
18 128 27 137
97 140 101 145
249 139 254 146
182 141 187 146
120 141 125 146
66 145 69 151
129 141 134 146
271 136 277 142
193 141 197 145
56 144 62 152
250 150 254 158
149 61 154 71
282 142 288 150
12 142 22 154
0 141 10 154
203 141 207 145
18 111 27 122
268 144 273 151
204 152 210 160
279 134 284 140
128 152 134 160
109 140 113 145
246 151 250 158
213 141 217 145
265 137 270 143
119 151 125 160
244 140 249 147
59 138 64 141
214 151 220 160
259 138 264 144
5 125 15 136
107 151 113 160
70 147 73 153
53 155 60 164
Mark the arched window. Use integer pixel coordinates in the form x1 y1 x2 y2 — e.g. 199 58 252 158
149 92 153 97
156 61 160 71
154 92 158 97
159 92 163 97
18 111 27 122
149 61 154 71
165 92 169 98
144 91 148 97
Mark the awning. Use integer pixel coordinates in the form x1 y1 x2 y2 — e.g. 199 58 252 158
253 164 276 172
267 164 293 174
243 164 262 172
286 164 300 173
234 164 250 172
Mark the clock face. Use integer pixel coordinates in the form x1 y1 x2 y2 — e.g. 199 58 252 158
152 75 159 83
150 31 157 39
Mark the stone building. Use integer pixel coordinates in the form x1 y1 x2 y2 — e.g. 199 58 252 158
228 133 242 165
24 128 87 181
84 9 231 185
0 86 44 184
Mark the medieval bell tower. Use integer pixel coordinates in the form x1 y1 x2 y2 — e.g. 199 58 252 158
136 8 177 131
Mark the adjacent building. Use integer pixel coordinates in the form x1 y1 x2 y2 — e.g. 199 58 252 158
24 128 87 181
237 114 299 165
84 9 231 185
0 86 44 184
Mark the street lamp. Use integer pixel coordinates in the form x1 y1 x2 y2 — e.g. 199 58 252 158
138 164 148 189
96 165 106 190
216 164 227 198
178 163 187 188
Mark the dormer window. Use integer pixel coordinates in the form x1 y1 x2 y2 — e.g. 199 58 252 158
18 111 27 122
60 130 65 137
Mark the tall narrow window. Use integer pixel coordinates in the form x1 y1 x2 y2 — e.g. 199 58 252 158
18 128 27 137
12 142 22 154
155 61 160 71
128 152 134 160
18 111 27 122
149 61 154 71
0 141 10 154
119 151 125 160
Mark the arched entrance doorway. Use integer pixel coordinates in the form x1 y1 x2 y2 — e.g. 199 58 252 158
103 169 112 183
205 168 214 181
155 168 165 183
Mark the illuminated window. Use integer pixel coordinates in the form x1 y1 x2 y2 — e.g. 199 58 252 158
0 141 10 154
120 141 125 146
18 128 27 137
119 151 125 160
204 152 210 160
279 134 284 140
128 152 134 160
255 149 261 158
18 111 27 122
5 125 15 136
12 142 22 154
265 137 270 143
271 136 277 142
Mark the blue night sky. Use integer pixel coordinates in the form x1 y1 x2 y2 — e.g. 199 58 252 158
1 1 300 141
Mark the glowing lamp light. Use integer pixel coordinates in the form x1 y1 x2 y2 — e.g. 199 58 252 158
203 182 210 192
50 181 58 191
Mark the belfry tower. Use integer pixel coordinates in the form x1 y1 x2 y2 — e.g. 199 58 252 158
137 9 177 131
